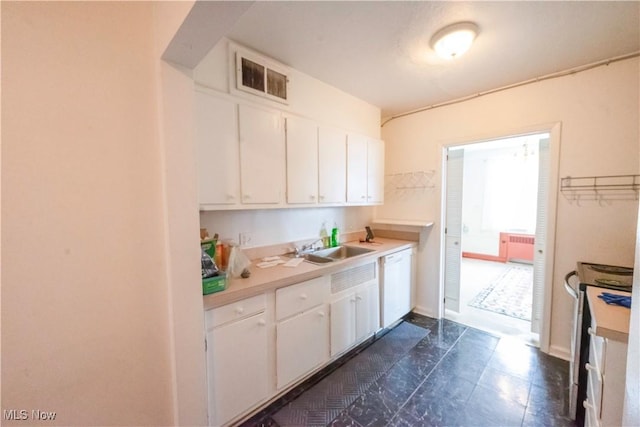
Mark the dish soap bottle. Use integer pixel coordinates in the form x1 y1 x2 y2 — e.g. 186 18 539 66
320 222 330 248
331 223 340 247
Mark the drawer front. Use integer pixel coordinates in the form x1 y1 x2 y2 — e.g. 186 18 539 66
586 359 603 420
276 276 330 320
588 327 606 374
583 398 600 427
206 293 266 328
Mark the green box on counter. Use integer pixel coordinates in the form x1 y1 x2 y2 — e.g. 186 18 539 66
202 273 227 295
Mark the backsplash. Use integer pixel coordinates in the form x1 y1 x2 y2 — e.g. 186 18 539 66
199 206 376 248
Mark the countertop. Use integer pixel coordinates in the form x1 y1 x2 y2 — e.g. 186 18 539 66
203 238 416 310
586 286 631 343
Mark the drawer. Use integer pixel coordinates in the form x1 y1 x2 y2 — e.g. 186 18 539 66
276 276 330 321
586 358 603 419
588 327 606 374
583 398 600 427
206 293 266 328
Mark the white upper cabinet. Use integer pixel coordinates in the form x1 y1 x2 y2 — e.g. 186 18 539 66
195 91 240 207
367 138 385 204
238 104 285 204
347 134 384 204
346 133 368 203
285 116 319 204
318 126 347 204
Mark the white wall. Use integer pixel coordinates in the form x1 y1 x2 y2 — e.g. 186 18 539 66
2 2 179 425
379 57 639 357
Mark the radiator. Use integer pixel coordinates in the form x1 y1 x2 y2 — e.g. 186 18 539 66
506 233 534 262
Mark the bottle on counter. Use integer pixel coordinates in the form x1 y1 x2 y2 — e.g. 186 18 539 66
320 222 330 248
331 223 340 247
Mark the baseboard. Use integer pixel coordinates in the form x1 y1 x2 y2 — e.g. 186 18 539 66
462 251 507 263
548 344 571 361
413 305 437 319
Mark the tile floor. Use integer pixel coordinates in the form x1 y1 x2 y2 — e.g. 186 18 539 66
243 314 575 427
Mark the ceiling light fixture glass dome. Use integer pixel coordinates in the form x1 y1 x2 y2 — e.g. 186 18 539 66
431 22 479 59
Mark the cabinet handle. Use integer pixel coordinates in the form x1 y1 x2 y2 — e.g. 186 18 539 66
319 195 325 200
588 327 595 336
243 194 251 200
318 311 325 317
350 298 356 303
227 194 235 200
258 319 266 326
300 293 308 300
235 307 244 315
356 295 362 301
310 195 316 200
585 363 602 382
360 195 366 199
583 400 594 410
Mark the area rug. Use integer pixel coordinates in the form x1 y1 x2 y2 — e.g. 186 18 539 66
468 264 533 321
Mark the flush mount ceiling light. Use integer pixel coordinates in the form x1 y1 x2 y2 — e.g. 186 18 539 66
430 22 479 59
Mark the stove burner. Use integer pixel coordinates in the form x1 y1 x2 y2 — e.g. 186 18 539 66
588 264 633 275
595 278 632 288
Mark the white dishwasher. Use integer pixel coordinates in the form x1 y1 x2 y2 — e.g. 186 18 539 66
380 248 413 328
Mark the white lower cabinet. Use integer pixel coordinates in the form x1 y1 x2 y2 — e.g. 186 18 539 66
275 276 330 389
205 295 269 427
276 304 329 389
330 281 380 357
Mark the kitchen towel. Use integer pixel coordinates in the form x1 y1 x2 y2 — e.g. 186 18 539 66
598 292 631 308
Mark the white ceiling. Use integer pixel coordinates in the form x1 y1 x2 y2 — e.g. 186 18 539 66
173 1 640 118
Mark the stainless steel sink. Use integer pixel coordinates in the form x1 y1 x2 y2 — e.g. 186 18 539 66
287 245 375 265
313 245 375 260
302 253 335 265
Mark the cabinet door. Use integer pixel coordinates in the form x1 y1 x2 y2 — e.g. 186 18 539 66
207 313 268 426
367 139 385 203
285 116 318 204
356 281 380 341
238 104 285 204
346 133 368 203
318 126 347 204
195 91 240 206
330 293 356 357
277 305 329 389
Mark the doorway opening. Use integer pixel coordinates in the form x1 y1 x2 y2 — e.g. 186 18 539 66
443 132 551 346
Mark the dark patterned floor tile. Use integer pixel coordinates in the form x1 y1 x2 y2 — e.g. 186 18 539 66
437 351 488 384
522 409 578 427
463 383 527 426
478 366 532 406
344 390 398 427
533 353 570 390
405 312 439 330
526 383 572 422
272 407 309 427
457 327 500 351
394 345 446 380
240 415 281 427
328 412 363 427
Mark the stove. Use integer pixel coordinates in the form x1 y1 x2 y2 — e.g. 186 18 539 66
576 262 633 291
566 262 633 425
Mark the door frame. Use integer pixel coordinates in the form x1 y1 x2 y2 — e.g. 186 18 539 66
438 122 561 353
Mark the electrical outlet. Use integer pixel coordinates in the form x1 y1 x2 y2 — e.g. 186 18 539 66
239 232 253 246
